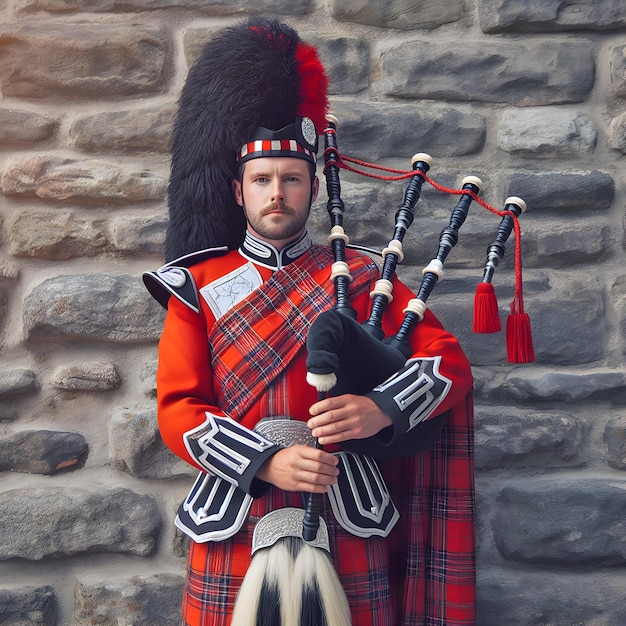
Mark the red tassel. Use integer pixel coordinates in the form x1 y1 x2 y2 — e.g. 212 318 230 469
506 308 535 363
473 282 502 333
505 206 535 363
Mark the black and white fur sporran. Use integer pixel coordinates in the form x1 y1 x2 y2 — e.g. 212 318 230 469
231 419 351 626
231 535 351 626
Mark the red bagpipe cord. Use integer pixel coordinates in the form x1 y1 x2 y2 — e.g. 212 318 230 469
324 144 535 364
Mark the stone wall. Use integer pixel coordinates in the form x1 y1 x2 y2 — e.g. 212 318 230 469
0 1 624 624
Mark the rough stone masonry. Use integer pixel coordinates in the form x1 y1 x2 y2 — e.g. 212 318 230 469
0 0 625 624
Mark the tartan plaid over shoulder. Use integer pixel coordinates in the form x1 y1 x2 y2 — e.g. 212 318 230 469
208 245 378 421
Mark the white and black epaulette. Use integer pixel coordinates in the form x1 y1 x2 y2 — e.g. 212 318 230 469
142 247 229 313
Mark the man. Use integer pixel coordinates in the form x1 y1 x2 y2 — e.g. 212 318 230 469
144 17 476 625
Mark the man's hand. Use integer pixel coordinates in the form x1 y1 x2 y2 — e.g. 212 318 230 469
255 444 339 493
307 394 392 446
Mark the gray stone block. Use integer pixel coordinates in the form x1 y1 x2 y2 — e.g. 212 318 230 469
611 45 626 98
71 104 176 154
109 213 167 256
0 585 56 626
479 0 626 33
23 274 165 343
494 478 626 566
0 24 168 98
477 366 626 405
0 292 6 346
0 261 19 283
108 407 196 479
612 275 626 356
74 573 184 626
0 369 39 398
0 108 57 144
604 417 626 470
51 362 121 391
0 430 88 474
609 112 626 154
173 526 191 559
1 156 165 203
515 283 606 366
505 169 615 212
10 210 110 260
477 568 626 625
140 360 158 398
0 486 162 560
380 39 595 105
327 101 486 159
330 0 465 30
527 219 610 268
498 108 597 157
475 407 585 470
0 403 19 421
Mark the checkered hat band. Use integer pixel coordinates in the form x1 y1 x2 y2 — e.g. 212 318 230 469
238 139 316 162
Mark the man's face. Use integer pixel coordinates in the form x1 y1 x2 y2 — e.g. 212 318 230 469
234 156 319 249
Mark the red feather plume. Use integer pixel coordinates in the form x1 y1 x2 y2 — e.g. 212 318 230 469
295 41 329 134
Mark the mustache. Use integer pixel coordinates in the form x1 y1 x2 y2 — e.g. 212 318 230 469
260 201 295 216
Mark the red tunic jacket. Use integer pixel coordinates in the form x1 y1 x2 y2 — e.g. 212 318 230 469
145 234 476 625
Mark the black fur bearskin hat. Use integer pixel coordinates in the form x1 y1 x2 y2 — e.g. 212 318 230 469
164 17 329 261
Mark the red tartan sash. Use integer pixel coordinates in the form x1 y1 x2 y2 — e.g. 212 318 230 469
208 246 377 421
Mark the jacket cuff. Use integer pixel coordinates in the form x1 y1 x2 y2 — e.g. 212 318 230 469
183 413 281 496
365 355 452 446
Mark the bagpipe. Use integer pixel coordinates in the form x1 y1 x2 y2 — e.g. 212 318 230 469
307 116 534 370
305 113 533 424
231 114 533 626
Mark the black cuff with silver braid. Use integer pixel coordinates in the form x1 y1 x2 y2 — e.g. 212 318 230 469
343 356 452 458
183 413 281 496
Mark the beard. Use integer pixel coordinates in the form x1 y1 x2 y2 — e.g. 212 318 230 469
243 200 311 243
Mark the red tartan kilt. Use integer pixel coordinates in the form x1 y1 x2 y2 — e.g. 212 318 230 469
182 487 395 626
182 397 476 626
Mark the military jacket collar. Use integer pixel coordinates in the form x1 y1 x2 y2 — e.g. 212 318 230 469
239 230 313 270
